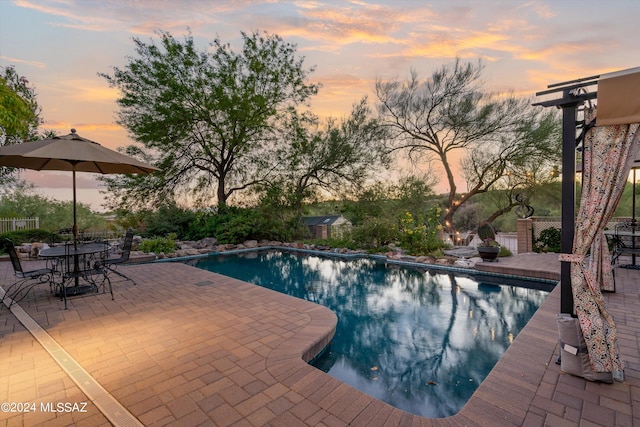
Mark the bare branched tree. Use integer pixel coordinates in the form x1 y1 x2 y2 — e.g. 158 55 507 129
376 58 560 232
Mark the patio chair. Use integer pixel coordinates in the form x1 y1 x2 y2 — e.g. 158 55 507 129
611 222 640 265
103 229 136 285
606 222 640 291
1 239 55 308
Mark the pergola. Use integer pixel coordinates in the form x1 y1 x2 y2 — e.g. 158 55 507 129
534 67 640 313
534 67 640 382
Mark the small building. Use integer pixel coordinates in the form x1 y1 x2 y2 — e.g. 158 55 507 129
302 215 352 239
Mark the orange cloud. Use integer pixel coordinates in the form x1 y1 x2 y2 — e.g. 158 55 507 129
0 55 46 69
515 41 598 62
39 121 122 133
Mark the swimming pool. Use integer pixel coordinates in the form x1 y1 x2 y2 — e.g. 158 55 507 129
187 250 551 418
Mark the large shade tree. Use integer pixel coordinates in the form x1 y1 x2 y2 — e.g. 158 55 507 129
100 30 319 210
459 108 561 225
0 66 42 184
376 58 560 233
267 97 389 215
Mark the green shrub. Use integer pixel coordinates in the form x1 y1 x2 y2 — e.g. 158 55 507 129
308 235 360 251
138 234 177 254
351 217 400 249
398 207 446 256
499 246 512 257
534 227 561 253
139 204 197 239
195 207 291 243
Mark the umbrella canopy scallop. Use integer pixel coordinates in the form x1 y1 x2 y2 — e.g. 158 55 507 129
0 128 158 242
0 129 158 174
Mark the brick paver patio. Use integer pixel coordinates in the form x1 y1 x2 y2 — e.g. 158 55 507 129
1 252 638 426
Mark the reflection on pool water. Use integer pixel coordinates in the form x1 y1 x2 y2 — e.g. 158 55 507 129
187 250 550 418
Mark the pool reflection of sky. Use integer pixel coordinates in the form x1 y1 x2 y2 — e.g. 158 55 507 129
189 251 549 418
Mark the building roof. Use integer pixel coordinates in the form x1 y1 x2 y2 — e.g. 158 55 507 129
302 215 348 226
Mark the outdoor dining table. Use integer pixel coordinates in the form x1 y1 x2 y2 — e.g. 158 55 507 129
39 242 110 302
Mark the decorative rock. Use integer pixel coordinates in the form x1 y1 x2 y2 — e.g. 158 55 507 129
176 248 200 257
179 242 195 249
415 256 436 264
200 237 217 247
454 258 476 268
243 240 258 248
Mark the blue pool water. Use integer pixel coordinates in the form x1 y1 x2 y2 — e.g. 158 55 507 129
187 250 550 418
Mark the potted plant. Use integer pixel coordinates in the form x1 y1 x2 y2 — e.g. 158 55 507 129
476 223 500 262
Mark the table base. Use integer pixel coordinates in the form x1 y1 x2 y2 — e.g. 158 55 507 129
55 285 97 297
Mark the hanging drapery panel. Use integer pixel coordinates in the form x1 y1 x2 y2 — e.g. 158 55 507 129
597 67 640 126
559 107 640 381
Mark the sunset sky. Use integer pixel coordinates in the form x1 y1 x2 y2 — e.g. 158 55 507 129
1 0 639 210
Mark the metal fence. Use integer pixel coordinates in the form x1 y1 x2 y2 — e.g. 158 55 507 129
0 217 39 233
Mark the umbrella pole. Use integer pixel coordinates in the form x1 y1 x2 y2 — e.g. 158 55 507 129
633 169 637 223
72 168 78 250
72 168 80 287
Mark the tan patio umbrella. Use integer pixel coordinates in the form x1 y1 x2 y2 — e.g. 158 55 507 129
0 128 159 243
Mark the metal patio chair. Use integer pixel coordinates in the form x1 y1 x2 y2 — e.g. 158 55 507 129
611 222 640 265
1 239 56 308
103 229 136 285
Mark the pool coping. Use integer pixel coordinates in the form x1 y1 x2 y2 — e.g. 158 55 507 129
152 245 559 288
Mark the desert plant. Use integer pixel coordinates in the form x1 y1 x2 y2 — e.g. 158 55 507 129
477 222 499 247
477 222 496 240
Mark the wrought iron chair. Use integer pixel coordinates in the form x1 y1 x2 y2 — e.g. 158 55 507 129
611 222 640 266
1 239 55 308
605 222 640 292
103 229 136 285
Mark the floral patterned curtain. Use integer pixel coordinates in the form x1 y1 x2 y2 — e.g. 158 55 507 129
559 107 640 381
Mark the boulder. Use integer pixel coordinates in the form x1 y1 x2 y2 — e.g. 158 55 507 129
415 256 436 264
200 237 217 247
243 240 258 248
176 248 200 257
179 241 195 249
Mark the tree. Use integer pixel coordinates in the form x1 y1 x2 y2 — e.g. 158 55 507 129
267 97 389 216
0 181 106 232
0 66 42 184
375 58 561 232
100 30 319 210
0 66 40 144
459 108 561 225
